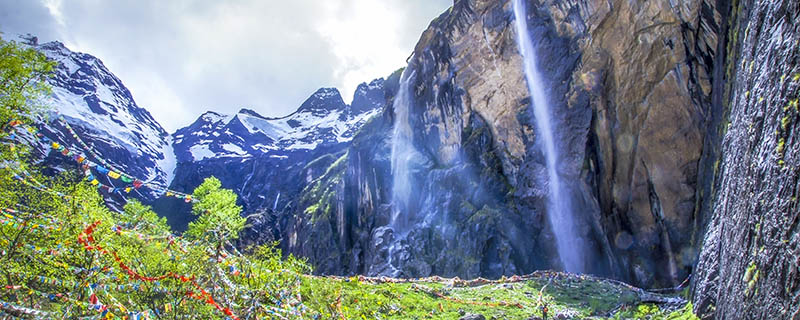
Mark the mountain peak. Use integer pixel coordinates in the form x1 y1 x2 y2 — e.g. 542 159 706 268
312 87 342 99
237 108 265 118
199 111 229 122
351 78 386 114
297 88 346 114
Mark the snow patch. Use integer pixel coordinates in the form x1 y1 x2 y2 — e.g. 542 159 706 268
190 144 215 161
157 136 177 186
237 113 289 140
221 143 247 155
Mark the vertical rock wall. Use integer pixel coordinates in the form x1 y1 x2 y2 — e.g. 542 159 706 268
290 0 732 289
692 0 800 318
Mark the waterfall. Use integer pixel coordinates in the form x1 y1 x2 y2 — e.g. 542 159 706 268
390 67 418 230
512 0 584 273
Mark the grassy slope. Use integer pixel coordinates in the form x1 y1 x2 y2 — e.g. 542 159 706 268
298 271 698 319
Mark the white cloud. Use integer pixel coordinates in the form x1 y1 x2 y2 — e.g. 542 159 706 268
0 0 452 132
41 0 64 26
317 0 410 103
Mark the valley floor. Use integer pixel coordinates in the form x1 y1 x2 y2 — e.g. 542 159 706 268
298 271 697 319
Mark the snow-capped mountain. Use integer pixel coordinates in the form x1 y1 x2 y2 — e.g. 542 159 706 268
172 84 383 163
22 36 175 198
163 80 388 230
20 35 390 231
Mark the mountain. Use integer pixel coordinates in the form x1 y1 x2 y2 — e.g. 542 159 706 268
284 0 716 284
21 36 175 201
277 2 798 319
172 85 383 163
273 1 799 318
160 79 390 232
20 35 389 232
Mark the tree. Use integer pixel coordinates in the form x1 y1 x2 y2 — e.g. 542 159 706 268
186 177 246 253
0 35 55 126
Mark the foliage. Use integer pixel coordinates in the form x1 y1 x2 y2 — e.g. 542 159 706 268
612 302 700 320
0 164 310 318
186 176 246 243
0 35 55 126
0 36 55 166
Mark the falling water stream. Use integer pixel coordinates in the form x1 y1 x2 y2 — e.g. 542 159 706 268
512 0 584 273
390 67 418 231
379 67 422 276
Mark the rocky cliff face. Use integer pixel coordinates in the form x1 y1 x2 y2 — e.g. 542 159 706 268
692 0 800 318
289 0 725 287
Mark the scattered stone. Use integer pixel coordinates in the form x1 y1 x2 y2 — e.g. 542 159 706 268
459 314 486 320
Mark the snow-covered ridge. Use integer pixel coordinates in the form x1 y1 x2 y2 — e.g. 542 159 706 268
174 84 386 162
22 37 177 190
19 35 384 178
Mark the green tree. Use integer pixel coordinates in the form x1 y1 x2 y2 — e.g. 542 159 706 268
121 199 171 234
186 177 246 254
0 35 55 126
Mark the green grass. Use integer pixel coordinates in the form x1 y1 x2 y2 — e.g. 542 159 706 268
297 272 695 319
613 302 699 320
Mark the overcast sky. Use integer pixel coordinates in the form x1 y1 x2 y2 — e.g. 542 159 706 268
0 0 451 132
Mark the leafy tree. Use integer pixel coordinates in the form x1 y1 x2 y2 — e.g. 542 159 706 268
0 35 55 126
186 177 246 254
121 199 170 234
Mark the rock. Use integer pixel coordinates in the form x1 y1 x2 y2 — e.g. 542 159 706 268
459 314 486 320
286 0 725 286
691 0 800 318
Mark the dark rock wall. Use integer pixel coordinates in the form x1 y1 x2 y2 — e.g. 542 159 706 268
290 0 730 288
692 0 800 318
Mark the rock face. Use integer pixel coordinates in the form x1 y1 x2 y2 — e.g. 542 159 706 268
290 0 722 287
692 0 800 318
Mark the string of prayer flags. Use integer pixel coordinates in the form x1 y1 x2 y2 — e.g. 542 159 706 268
55 118 196 200
6 120 195 203
2 162 72 199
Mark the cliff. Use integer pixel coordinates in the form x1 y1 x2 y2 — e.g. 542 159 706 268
290 0 724 289
692 0 800 318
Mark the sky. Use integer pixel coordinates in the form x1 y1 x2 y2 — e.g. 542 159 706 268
0 0 452 132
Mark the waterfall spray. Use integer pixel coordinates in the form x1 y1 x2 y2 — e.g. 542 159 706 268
512 0 584 273
390 67 418 230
